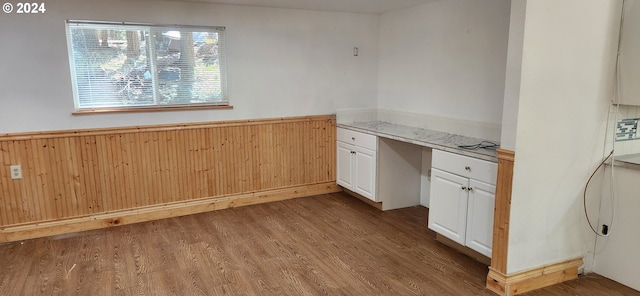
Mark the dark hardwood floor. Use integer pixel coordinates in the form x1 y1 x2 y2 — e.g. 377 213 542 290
0 192 637 295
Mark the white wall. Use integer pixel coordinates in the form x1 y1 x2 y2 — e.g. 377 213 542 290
617 0 640 106
499 0 526 151
377 0 510 127
590 96 640 292
0 0 379 133
594 166 640 291
506 0 621 274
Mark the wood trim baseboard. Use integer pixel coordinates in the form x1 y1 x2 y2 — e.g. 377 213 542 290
0 182 341 243
486 257 583 296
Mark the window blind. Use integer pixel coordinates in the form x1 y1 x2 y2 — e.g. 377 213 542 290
66 21 228 110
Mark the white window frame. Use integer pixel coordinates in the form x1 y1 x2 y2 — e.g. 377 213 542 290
65 20 229 113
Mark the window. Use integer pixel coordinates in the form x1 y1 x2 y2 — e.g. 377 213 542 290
65 21 228 112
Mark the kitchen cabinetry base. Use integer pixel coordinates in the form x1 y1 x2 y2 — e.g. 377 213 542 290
436 234 491 266
342 187 383 210
337 128 422 211
428 150 497 256
486 257 582 296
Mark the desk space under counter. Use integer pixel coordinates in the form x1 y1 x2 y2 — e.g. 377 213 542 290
336 122 498 210
336 121 499 261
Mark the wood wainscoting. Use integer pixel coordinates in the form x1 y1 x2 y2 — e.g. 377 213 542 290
0 115 340 242
489 148 515 275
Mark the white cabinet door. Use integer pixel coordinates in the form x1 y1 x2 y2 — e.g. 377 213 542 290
465 179 496 258
428 168 469 245
354 146 377 201
336 141 354 189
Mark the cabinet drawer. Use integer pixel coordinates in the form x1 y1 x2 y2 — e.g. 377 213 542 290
432 150 497 185
337 128 377 151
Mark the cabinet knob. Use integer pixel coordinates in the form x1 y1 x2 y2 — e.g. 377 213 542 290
461 186 467 190
351 151 356 154
468 187 473 192
352 137 356 140
465 166 471 171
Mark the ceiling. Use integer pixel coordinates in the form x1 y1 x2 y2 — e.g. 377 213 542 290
159 0 439 14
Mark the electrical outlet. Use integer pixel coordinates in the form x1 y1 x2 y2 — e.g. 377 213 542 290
10 165 22 180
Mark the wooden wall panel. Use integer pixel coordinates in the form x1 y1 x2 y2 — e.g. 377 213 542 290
0 116 337 230
486 148 515 296
489 148 515 274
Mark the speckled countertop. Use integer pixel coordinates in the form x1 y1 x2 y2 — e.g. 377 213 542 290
338 121 499 162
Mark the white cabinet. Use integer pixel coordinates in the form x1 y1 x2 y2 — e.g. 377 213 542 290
336 128 378 201
354 146 376 199
337 141 355 188
428 150 497 258
465 179 496 257
429 169 470 244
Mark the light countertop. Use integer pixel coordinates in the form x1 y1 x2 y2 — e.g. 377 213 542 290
338 121 499 162
611 153 640 170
